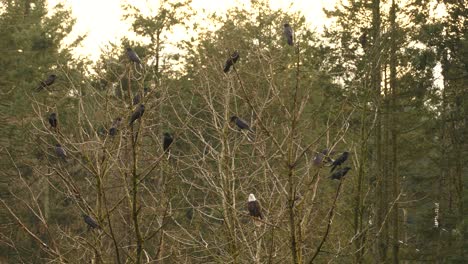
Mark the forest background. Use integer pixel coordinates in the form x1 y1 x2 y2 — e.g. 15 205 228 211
0 0 466 263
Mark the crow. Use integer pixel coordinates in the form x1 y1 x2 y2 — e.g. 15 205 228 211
283 23 294 46
230 116 253 132
163 132 173 153
223 50 240 73
109 117 122 136
48 112 57 128
129 104 145 126
37 74 56 91
133 93 141 106
126 47 141 64
313 149 335 166
132 88 149 105
330 151 349 172
359 31 367 49
330 167 351 180
83 214 100 229
55 144 67 160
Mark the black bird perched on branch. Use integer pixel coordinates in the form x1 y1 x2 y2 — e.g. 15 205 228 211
230 116 253 132
126 47 142 66
163 132 174 153
129 104 145 126
223 50 240 73
109 117 122 136
83 214 100 229
55 144 67 160
37 74 56 91
132 87 149 105
313 149 335 166
247 194 263 226
48 112 57 128
330 167 351 180
359 31 367 49
133 93 141 106
330 151 349 172
283 23 294 46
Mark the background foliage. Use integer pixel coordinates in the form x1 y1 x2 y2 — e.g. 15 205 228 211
0 0 466 263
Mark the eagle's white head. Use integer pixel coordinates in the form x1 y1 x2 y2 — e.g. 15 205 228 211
248 193 256 202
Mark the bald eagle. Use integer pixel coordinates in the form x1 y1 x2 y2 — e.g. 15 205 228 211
247 194 263 226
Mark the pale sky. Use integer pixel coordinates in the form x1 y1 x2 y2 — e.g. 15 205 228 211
47 0 337 61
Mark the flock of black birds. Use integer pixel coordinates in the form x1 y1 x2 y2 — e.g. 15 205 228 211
39 48 167 230
38 23 352 229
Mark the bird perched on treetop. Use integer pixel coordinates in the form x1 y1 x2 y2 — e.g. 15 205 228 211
330 167 351 180
247 194 263 226
223 50 240 73
283 23 294 46
37 74 56 91
109 117 122 136
129 104 145 126
163 132 174 153
230 116 253 132
126 47 142 65
48 112 57 128
82 214 100 229
330 151 349 172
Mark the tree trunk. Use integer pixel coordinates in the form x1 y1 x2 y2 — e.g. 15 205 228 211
389 1 399 263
